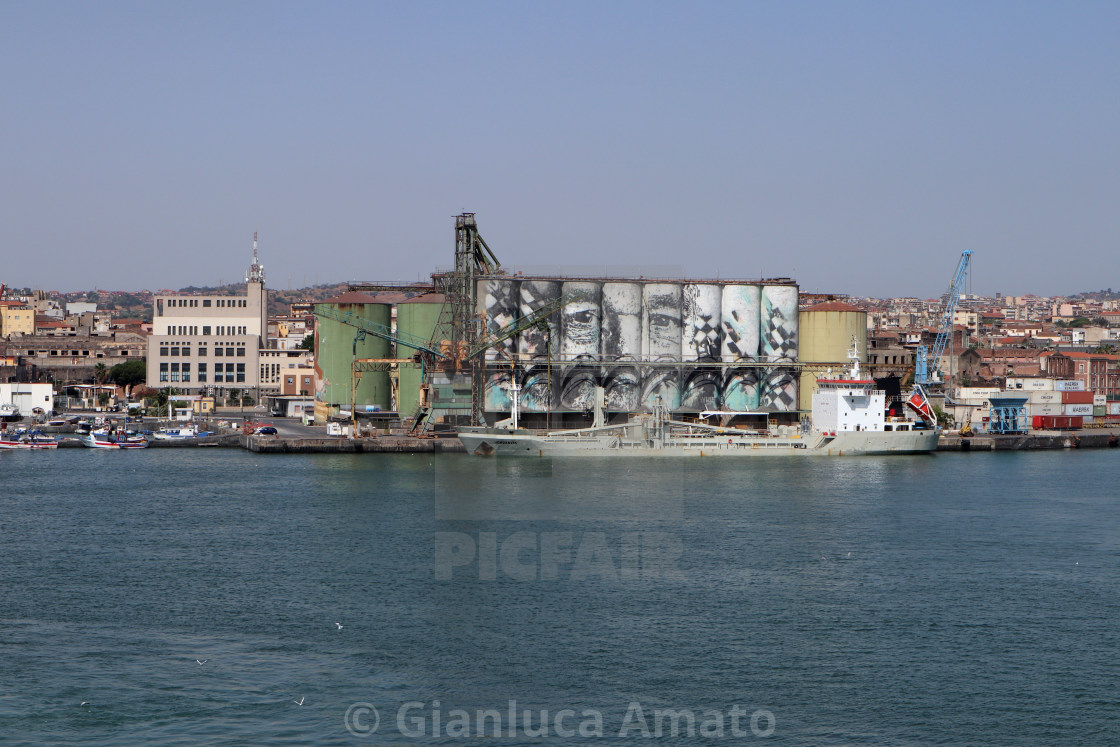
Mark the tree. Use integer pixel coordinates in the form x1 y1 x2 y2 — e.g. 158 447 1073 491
109 360 146 394
298 334 314 351
92 362 108 385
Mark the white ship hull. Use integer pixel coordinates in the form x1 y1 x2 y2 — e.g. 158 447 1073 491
458 426 939 457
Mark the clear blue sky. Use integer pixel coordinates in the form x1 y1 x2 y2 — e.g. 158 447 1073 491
2 1 1117 297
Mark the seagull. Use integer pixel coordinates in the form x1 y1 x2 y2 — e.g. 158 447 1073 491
334 622 343 630
80 702 90 707
847 552 851 558
293 697 305 706
196 659 208 665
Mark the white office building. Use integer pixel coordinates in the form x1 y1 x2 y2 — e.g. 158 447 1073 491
145 239 268 398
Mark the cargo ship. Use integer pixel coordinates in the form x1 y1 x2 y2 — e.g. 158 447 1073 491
457 341 939 457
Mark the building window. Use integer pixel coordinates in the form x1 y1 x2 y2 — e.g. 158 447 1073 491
287 376 295 385
226 347 234 356
202 326 211 335
160 346 168 356
203 299 211 307
199 362 208 374
160 362 168 382
182 347 190 357
236 347 245 357
214 363 223 374
170 347 179 356
182 363 191 382
236 363 245 383
198 347 207 356
215 347 224 357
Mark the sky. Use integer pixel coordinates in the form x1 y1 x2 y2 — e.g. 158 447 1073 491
2 1 1118 298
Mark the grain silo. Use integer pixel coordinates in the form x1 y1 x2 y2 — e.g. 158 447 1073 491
798 301 868 411
313 291 394 420
395 293 444 419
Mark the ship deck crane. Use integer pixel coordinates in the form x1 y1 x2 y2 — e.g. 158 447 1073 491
908 249 972 424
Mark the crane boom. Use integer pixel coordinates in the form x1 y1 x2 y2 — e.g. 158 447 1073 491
312 304 448 359
915 249 972 386
467 290 587 360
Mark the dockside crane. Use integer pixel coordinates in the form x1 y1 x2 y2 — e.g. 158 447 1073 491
460 289 588 426
311 303 451 430
908 249 972 423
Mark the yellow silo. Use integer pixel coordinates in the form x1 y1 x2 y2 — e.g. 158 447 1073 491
798 302 869 412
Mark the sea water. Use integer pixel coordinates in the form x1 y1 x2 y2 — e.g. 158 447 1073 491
0 449 1117 745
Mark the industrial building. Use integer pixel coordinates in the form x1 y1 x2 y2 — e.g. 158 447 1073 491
308 214 876 431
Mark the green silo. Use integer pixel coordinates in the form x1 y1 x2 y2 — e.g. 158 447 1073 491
395 293 444 418
314 292 392 415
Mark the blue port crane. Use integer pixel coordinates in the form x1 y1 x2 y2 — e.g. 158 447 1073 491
907 249 971 425
915 249 972 386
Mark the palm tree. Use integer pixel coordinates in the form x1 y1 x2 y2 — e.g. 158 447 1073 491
93 362 108 385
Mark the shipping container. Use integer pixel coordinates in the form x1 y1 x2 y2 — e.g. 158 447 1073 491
1031 404 1063 416
1093 405 1107 417
1093 394 1107 406
1054 380 1086 391
1061 391 1094 405
1032 415 1082 430
1029 391 1060 404
1064 403 1094 416
1110 402 1120 416
1006 378 1053 391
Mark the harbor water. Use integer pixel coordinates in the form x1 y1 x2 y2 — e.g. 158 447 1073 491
1 449 1117 745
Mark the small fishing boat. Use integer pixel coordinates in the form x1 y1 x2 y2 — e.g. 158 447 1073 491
0 429 59 450
82 428 149 449
151 424 212 440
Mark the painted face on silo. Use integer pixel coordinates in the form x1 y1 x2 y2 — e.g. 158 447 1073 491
681 369 720 410
485 280 521 360
562 298 600 359
644 285 682 360
603 366 640 411
560 365 599 411
641 368 681 410
518 365 554 412
484 371 512 412
519 280 561 359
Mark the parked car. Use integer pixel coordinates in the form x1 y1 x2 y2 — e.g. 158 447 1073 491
255 426 278 436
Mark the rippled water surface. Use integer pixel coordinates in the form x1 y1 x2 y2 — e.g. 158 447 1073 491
1 448 1118 745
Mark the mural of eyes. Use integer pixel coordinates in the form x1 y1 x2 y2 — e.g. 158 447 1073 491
641 368 681 410
518 367 554 412
603 366 641 411
562 282 601 358
680 368 720 410
478 279 795 414
559 364 599 411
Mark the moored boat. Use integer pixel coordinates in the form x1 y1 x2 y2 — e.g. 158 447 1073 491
0 429 58 450
82 428 149 449
458 339 940 457
151 424 212 440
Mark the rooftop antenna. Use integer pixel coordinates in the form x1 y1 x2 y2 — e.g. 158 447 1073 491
246 231 265 284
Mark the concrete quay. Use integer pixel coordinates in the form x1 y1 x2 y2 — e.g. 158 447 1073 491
240 434 467 453
939 429 1120 451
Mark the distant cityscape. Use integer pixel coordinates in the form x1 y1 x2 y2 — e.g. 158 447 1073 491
2 262 1119 429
